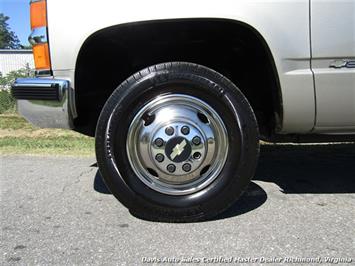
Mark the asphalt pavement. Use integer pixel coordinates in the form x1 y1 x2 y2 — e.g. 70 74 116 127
1 144 355 265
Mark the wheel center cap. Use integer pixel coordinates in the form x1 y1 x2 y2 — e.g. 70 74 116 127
165 137 192 163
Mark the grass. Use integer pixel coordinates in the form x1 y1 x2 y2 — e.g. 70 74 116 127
1 113 353 157
0 114 94 156
0 113 33 130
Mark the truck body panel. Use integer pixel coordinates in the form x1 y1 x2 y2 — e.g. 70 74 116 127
47 0 316 133
311 1 355 133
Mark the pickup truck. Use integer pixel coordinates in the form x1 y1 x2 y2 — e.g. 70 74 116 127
12 0 355 222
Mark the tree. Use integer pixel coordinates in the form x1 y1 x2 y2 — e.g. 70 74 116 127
0 13 21 49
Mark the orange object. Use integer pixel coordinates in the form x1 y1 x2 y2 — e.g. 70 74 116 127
30 0 47 29
33 43 51 70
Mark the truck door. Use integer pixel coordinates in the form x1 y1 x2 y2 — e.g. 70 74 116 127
311 0 355 132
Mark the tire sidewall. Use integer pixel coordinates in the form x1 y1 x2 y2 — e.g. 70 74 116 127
95 63 259 219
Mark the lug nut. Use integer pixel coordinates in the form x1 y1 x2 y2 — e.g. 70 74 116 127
182 163 192 172
181 126 190 135
167 164 176 173
155 153 164 163
193 152 201 160
165 126 174 136
154 138 164 147
192 136 201 145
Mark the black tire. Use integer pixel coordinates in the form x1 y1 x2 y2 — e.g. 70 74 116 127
95 62 259 222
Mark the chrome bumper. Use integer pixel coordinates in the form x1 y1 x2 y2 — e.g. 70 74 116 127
11 78 74 129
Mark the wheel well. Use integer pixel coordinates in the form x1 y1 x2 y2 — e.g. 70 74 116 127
74 19 282 137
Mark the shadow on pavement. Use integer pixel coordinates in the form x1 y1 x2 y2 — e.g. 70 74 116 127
255 143 355 194
93 169 267 221
214 182 267 220
92 143 355 220
93 171 111 194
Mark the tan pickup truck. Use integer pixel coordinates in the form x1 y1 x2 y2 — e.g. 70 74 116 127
12 0 355 221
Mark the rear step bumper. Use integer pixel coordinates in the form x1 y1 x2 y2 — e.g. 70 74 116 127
11 78 73 129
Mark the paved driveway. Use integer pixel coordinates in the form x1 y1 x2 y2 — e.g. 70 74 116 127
1 144 355 265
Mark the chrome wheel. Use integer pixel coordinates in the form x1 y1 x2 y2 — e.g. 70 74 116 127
126 94 228 195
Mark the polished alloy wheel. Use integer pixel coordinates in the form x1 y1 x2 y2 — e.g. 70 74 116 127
126 94 229 195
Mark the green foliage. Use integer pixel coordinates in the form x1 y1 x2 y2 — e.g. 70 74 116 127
0 63 34 88
0 64 34 113
0 13 21 49
0 90 15 114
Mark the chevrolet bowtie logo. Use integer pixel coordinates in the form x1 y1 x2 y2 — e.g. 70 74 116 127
170 139 187 160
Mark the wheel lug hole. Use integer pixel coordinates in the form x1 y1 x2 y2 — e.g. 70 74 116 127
165 126 174 136
155 153 164 163
192 136 201 145
154 138 164 147
181 126 190 135
193 152 201 160
182 163 192 172
167 164 176 173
